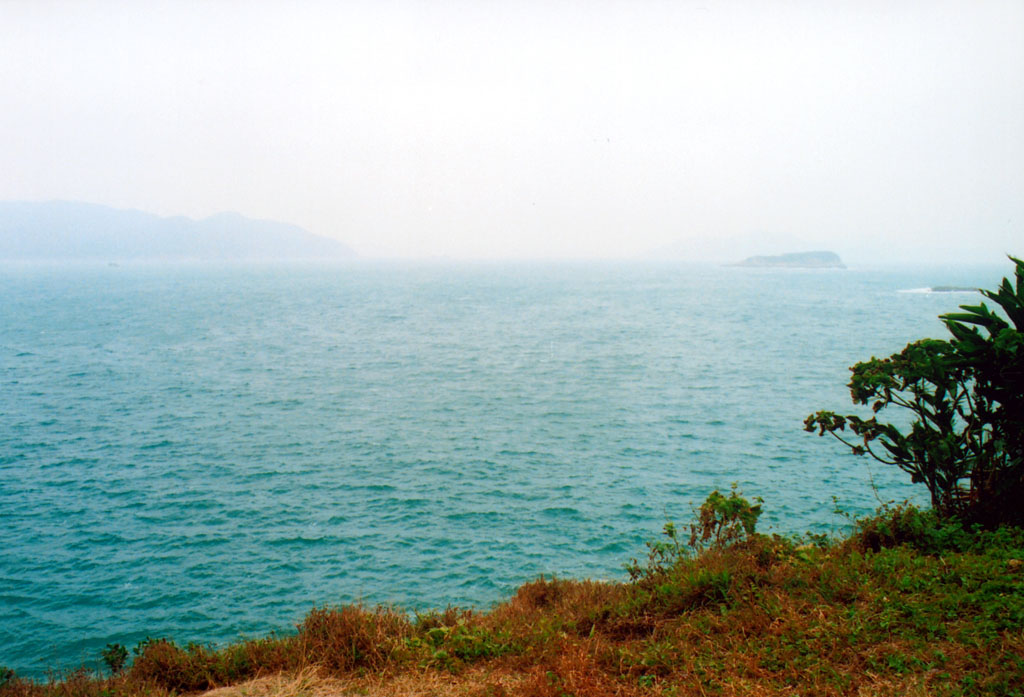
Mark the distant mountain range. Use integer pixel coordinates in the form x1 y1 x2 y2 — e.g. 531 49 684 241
0 201 355 261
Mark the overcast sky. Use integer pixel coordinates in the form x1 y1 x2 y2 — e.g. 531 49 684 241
1 0 1021 262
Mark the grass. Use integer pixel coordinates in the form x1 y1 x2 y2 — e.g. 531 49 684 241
3 500 1023 697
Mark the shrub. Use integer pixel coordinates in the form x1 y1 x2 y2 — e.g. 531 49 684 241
851 502 1024 556
627 486 762 582
0 667 14 690
100 643 128 675
806 256 1024 527
850 503 967 553
128 639 218 692
125 636 258 692
688 486 763 551
296 605 412 674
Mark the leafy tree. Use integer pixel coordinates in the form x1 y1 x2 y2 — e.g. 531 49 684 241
806 256 1024 527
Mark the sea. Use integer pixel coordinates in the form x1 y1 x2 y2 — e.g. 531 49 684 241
0 259 1009 677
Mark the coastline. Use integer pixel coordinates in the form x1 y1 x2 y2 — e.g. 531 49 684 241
4 504 1022 697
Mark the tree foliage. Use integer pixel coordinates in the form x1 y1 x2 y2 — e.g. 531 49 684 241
805 256 1024 527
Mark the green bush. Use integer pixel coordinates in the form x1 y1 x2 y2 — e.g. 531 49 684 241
627 486 762 581
806 256 1024 527
851 504 968 553
852 503 1024 556
100 643 128 675
688 486 763 551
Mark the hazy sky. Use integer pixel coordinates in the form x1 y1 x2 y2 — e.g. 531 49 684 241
1 0 1022 262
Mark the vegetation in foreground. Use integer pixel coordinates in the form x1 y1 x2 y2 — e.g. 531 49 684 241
2 495 1023 697
807 255 1024 528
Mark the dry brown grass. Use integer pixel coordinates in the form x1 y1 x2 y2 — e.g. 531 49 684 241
297 606 413 675
196 665 531 697
189 663 963 697
4 506 1022 697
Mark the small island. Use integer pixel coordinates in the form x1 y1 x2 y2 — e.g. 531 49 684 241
931 285 979 293
730 250 846 269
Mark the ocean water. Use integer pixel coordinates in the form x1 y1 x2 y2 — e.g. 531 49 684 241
0 260 1008 676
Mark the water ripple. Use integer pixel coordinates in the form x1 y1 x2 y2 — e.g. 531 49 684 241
0 260 979 676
